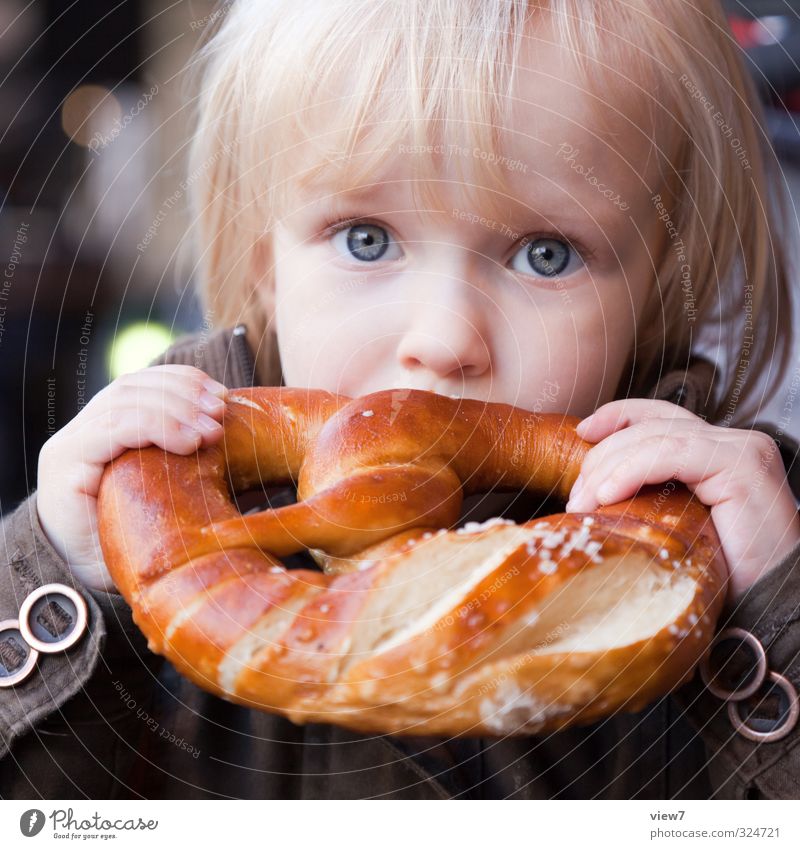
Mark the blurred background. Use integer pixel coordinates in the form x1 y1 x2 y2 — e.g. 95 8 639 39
0 0 217 508
1 0 799 509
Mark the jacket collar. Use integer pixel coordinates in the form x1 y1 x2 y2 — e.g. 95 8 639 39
173 321 716 419
646 355 716 419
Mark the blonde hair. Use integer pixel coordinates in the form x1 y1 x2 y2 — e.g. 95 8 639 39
183 0 793 426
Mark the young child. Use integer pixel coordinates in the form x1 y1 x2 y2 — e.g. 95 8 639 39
3 0 800 799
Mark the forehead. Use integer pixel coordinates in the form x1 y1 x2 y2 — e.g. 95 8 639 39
497 28 662 221
287 16 665 225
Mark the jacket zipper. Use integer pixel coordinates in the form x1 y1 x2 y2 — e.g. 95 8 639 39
231 323 256 387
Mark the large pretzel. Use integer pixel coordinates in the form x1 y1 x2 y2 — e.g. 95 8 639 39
96 388 727 737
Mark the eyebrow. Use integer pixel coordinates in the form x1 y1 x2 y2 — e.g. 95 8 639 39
296 178 403 205
295 168 632 239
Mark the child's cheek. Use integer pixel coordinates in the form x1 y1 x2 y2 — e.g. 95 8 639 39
546 290 637 415
276 305 379 393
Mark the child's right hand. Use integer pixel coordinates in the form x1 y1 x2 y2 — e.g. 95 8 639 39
36 365 228 593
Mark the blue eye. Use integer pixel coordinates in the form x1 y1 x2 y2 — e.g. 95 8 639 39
510 236 582 278
331 222 402 263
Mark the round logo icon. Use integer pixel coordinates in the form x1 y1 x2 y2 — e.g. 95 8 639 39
19 809 46 837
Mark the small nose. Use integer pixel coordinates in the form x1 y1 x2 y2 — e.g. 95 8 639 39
395 277 491 381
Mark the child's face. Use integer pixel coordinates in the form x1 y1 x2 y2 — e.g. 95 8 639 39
266 31 667 415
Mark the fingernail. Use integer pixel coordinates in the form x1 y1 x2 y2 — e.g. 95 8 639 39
179 423 202 439
200 391 225 414
566 474 586 512
575 415 593 435
596 480 613 502
203 379 227 399
196 413 222 433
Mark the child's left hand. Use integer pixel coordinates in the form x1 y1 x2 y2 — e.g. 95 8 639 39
564 398 800 606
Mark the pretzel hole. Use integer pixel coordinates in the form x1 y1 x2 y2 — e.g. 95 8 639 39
225 484 330 572
233 485 288 515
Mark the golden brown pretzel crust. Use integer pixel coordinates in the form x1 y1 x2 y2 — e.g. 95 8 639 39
97 388 727 737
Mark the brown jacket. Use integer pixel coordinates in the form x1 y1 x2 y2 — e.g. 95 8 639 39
1 324 799 799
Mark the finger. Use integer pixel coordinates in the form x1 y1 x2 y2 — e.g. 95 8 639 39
115 366 228 402
68 387 225 445
112 383 227 425
119 363 228 393
72 405 223 471
566 432 730 512
43 407 216 504
574 416 710 489
73 375 227 439
575 397 701 442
